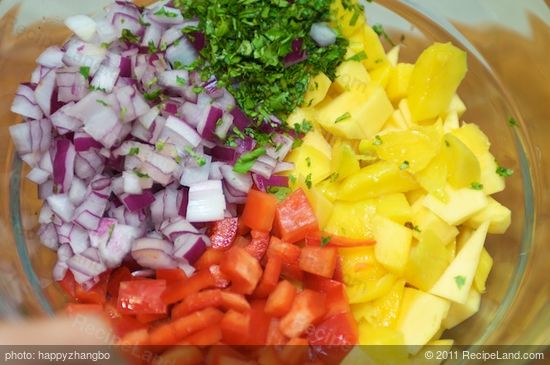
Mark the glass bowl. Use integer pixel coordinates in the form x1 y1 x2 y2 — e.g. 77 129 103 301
0 0 548 358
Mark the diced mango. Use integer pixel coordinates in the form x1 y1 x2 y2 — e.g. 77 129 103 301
361 25 388 70
474 248 493 293
395 287 450 354
387 63 414 102
374 129 439 173
376 193 412 224
414 152 448 202
423 185 488 226
286 145 331 185
386 45 400 67
286 107 315 128
382 109 408 132
478 152 506 195
325 200 377 240
451 123 491 156
444 133 481 189
408 42 467 122
413 206 459 246
374 215 412 273
302 186 334 230
398 99 414 127
302 130 332 160
334 61 371 93
404 230 452 291
315 179 340 202
446 94 467 117
331 141 360 181
465 197 511 234
338 161 419 201
357 324 409 364
442 289 481 329
303 72 332 107
369 61 393 89
429 222 489 304
352 279 405 328
330 0 366 38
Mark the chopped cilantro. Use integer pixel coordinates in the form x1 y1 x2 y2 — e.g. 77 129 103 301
320 236 332 247
289 174 297 185
305 173 313 189
470 182 484 190
174 155 183 164
373 135 383 146
119 106 128 120
400 160 410 170
184 146 207 167
330 172 339 182
192 86 204 94
306 157 311 167
155 141 165 151
154 7 179 18
292 138 304 149
445 140 451 147
96 99 109 107
120 29 140 44
508 116 518 127
100 42 112 49
148 41 158 54
233 147 266 174
128 147 140 156
335 112 351 123
293 119 314 135
267 186 292 202
372 24 395 47
79 66 90 79
454 275 466 289
496 166 514 177
346 51 367 62
144 89 162 101
176 75 186 86
413 225 421 233
133 169 149 178
107 224 116 243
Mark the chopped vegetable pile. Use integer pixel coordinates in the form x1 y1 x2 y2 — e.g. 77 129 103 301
8 0 515 363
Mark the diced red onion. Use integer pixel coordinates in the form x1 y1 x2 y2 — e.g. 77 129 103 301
37 46 65 68
67 253 107 281
11 84 43 120
53 139 76 193
46 194 75 222
39 223 59 250
163 115 202 147
283 39 308 67
56 222 90 254
75 150 105 180
150 188 180 227
173 233 208 265
9 118 52 155
250 154 277 179
180 154 211 187
274 161 295 174
214 112 234 140
186 180 226 223
38 180 54 200
26 167 50 184
91 64 120 93
122 189 155 212
165 37 197 69
34 69 56 116
65 15 97 42
220 165 253 193
178 187 189 218
159 216 197 241
69 177 88 206
53 261 69 281
197 106 223 141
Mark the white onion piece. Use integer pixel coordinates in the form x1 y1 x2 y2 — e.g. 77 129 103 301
91 64 120 93
166 37 197 68
310 22 337 47
37 46 65 68
180 154 211 187
163 115 202 148
220 165 253 193
150 188 180 227
178 262 195 277
274 161 295 174
122 172 143 194
65 15 97 42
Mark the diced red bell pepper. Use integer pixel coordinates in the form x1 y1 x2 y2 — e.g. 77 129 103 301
172 307 224 341
333 255 344 282
172 289 223 319
274 188 318 243
220 291 250 313
237 217 250 236
220 309 251 345
305 231 376 247
303 275 350 318
58 270 77 298
64 303 104 316
265 280 297 317
267 236 303 281
241 189 278 232
254 256 282 298
220 246 263 295
245 230 270 260
278 337 309 365
148 322 178 346
257 347 283 365
118 279 167 315
195 248 225 271
182 325 222 346
209 265 230 288
210 217 239 250
206 346 247 365
155 346 204 365
117 328 149 346
279 289 327 338
299 246 338 279
110 316 147 338
247 300 272 345
308 311 358 346
136 313 167 324
266 318 288 346
74 271 110 305
162 270 216 304
107 266 132 299
156 268 187 282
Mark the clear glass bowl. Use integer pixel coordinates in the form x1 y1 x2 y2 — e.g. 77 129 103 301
0 0 548 357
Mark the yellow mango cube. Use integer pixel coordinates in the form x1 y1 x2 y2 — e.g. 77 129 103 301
376 193 412 224
408 42 467 122
451 123 491 156
362 25 388 70
478 152 506 195
374 215 413 273
352 280 405 328
331 141 360 181
286 145 331 185
413 206 459 246
334 61 371 93
303 72 332 107
415 152 448 202
338 161 419 201
386 45 400 67
369 61 393 88
474 248 493 293
444 133 481 189
395 287 451 354
357 324 409 364
330 0 366 38
302 130 332 160
387 63 414 102
465 196 511 234
325 200 377 239
423 185 488 226
404 230 452 291
442 289 481 329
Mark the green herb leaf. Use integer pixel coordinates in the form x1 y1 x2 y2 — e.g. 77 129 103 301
293 119 314 135
128 147 140 156
346 51 367 62
496 166 514 177
176 76 186 86
144 89 162 101
120 29 140 44
470 182 484 190
305 173 313 189
372 24 395 47
267 186 292 202
454 275 466 289
184 146 207 167
119 106 128 120
508 116 519 127
373 135 383 146
320 236 332 247
154 7 179 18
335 112 351 124
148 40 158 54
133 169 149 178
96 99 109 107
79 66 90 79
330 172 339 182
400 161 410 170
233 147 266 174
306 157 312 168
155 140 165 151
